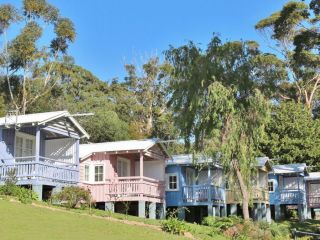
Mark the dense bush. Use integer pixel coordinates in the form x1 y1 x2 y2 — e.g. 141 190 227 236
161 216 187 235
51 186 92 209
0 185 38 203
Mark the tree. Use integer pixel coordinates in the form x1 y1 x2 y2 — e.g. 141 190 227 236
123 57 178 139
165 36 279 220
0 0 76 114
261 101 320 170
256 0 320 110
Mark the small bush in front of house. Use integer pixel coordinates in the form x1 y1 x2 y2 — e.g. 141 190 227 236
0 169 38 203
51 186 92 209
161 216 187 235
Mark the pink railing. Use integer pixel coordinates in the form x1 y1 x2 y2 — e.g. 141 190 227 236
83 177 165 202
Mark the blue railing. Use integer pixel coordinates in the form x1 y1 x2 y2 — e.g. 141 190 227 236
182 184 224 203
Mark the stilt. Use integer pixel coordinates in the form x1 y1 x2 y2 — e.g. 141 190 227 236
208 204 213 216
149 202 156 219
266 205 271 223
32 184 43 201
138 201 146 218
105 202 114 212
275 205 281 220
177 207 185 220
230 204 237 216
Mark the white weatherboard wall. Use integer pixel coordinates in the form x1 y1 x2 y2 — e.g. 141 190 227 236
135 160 165 181
45 138 76 164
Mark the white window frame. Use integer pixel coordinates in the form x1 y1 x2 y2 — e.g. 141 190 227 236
117 157 131 177
268 180 276 192
14 131 36 158
166 173 179 191
84 165 90 182
94 164 104 182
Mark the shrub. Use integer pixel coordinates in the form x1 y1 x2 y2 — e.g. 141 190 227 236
0 184 38 203
51 186 92 209
161 216 187 235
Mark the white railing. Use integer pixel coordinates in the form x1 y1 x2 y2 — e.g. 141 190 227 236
182 184 224 203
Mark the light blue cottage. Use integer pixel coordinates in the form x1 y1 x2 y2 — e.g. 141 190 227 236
268 164 308 220
165 154 225 223
0 111 89 200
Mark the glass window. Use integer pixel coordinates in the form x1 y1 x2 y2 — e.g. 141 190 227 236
268 181 274 192
117 158 130 177
15 133 35 159
168 174 178 190
94 165 103 182
84 165 90 181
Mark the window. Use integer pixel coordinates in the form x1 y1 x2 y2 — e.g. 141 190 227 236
94 165 104 182
167 174 179 191
117 158 130 177
84 165 90 181
15 132 35 159
268 180 274 192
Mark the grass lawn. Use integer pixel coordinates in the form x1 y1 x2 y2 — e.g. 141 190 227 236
0 200 186 240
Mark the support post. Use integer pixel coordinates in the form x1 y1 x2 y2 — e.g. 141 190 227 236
266 205 271 223
149 202 156 219
32 185 43 201
35 127 40 162
105 202 114 213
159 202 166 219
307 207 312 219
208 204 213 216
75 139 80 182
208 166 212 202
138 201 146 218
139 152 143 178
230 204 237 216
275 205 281 220
257 203 262 220
178 207 185 220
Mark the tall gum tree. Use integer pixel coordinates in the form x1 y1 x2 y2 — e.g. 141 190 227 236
0 0 76 114
256 0 320 110
165 36 282 220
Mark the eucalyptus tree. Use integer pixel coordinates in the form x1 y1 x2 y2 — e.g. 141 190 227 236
256 0 320 110
0 0 76 114
165 36 284 220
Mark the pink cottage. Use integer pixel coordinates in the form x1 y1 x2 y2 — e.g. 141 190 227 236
79 139 170 219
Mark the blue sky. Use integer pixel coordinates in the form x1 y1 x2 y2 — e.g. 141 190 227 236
1 0 288 82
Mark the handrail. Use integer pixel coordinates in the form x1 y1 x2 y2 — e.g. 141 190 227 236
0 156 77 166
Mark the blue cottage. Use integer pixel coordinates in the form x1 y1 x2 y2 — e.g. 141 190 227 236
165 154 225 223
268 164 308 220
305 172 320 220
0 111 89 200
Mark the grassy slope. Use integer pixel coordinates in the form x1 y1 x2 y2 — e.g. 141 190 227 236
0 200 186 240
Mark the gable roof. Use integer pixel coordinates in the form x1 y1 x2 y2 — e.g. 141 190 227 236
256 157 272 171
79 139 169 160
305 172 320 181
0 111 89 139
272 163 307 174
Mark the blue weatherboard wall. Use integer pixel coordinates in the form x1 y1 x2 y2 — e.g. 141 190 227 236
166 164 183 207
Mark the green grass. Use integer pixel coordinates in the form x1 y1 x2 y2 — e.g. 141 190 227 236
0 200 186 240
279 219 320 234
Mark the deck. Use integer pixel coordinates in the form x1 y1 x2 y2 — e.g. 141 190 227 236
0 156 78 185
82 176 165 203
307 194 320 208
182 184 224 204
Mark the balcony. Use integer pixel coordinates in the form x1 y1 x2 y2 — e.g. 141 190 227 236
82 177 165 203
182 184 224 204
0 156 78 185
279 189 305 204
226 187 269 204
307 194 320 208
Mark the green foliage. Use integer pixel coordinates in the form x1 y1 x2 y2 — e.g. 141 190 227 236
51 186 92 209
261 101 320 170
161 217 187 235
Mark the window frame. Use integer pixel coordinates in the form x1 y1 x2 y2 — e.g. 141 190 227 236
268 180 275 192
94 164 104 182
14 131 36 158
166 173 179 191
84 165 90 182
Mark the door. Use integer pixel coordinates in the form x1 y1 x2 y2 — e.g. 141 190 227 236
117 157 131 177
186 167 195 185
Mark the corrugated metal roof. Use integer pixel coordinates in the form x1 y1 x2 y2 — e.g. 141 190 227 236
305 172 320 181
166 154 222 168
256 157 269 167
272 163 307 174
0 111 89 139
79 139 161 159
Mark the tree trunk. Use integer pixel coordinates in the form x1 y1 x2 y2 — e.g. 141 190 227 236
232 159 250 220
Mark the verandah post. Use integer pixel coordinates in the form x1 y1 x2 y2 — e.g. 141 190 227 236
139 152 144 197
33 126 42 201
35 126 40 162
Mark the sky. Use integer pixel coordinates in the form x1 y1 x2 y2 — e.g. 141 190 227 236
1 0 288 82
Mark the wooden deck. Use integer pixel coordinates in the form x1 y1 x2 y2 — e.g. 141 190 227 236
307 194 320 208
0 156 78 185
182 184 224 203
82 176 165 203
